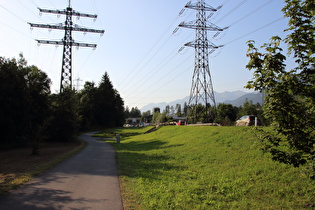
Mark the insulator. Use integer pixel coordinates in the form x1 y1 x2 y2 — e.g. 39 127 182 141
213 32 220 38
209 49 215 54
178 46 185 53
179 9 185 16
30 27 33 31
207 13 214 19
93 18 97 22
185 1 192 7
39 12 42 16
216 5 223 10
57 14 61 18
173 28 179 34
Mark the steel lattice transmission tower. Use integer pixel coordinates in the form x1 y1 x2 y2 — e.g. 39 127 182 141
29 0 104 92
177 0 227 123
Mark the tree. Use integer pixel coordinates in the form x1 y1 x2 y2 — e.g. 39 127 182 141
47 88 80 142
0 55 51 153
215 103 238 126
246 0 315 178
140 110 151 123
129 107 141 118
187 104 215 123
94 72 125 127
23 65 51 154
78 81 98 130
78 72 125 129
0 56 28 148
175 104 182 117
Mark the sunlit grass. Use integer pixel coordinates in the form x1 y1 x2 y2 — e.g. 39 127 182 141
93 126 155 139
100 126 315 209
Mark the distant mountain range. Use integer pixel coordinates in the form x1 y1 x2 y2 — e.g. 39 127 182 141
140 91 263 112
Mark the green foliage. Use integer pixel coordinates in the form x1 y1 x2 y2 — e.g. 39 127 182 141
140 110 152 123
0 55 51 151
78 72 125 129
246 0 315 178
0 56 28 148
94 126 154 139
0 54 125 148
215 103 238 125
46 88 80 142
128 107 141 118
104 126 315 209
187 104 215 123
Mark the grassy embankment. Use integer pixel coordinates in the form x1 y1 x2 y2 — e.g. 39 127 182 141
97 126 315 209
0 139 86 194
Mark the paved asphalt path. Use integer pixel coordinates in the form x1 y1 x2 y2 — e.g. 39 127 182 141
0 132 123 210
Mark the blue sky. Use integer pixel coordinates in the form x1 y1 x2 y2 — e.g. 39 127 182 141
0 0 292 109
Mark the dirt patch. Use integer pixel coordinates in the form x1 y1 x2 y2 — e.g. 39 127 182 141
0 141 81 193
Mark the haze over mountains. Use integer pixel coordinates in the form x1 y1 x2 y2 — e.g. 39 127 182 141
140 91 263 112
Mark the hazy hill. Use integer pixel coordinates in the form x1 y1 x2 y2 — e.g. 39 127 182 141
140 91 263 112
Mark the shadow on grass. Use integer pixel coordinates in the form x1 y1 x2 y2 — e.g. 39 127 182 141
113 140 184 180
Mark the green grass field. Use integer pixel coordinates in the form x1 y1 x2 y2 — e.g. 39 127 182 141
98 126 315 209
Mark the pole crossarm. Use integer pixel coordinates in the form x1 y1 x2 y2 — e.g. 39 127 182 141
28 23 105 34
184 40 223 49
179 21 228 31
185 2 220 12
30 1 105 92
36 40 97 48
38 8 97 19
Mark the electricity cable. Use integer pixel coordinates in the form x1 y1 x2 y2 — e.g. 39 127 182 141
225 17 285 46
228 0 274 27
118 16 181 90
119 6 195 91
215 0 248 24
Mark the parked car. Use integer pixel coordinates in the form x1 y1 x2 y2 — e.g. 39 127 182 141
236 115 258 126
177 120 186 125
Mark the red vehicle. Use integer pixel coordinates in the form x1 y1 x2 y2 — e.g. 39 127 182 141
177 120 186 125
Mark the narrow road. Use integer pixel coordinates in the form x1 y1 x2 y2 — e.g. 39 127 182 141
0 132 123 210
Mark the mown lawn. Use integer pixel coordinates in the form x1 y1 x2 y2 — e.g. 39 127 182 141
99 126 315 209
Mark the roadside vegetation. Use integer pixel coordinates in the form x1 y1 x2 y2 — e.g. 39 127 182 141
98 126 315 209
0 55 124 152
0 140 85 194
0 55 124 193
93 126 155 139
246 0 314 179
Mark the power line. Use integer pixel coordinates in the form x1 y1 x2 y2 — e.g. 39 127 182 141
215 0 248 24
228 0 274 27
131 64 193 107
121 31 194 94
125 51 193 98
118 16 181 90
225 17 285 46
